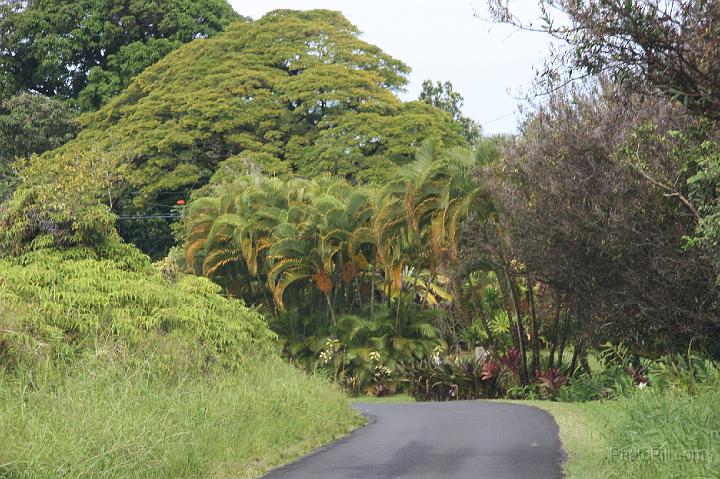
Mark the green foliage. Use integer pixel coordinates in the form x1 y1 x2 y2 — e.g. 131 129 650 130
557 344 639 402
419 79 481 146
77 38 183 111
22 9 464 255
274 304 444 396
648 352 720 395
0 0 240 104
0 352 360 479
0 92 79 199
0 92 79 162
182 145 486 395
0 145 123 254
0 245 275 370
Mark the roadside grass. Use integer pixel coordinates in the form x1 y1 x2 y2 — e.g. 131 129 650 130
513 400 611 479
0 355 363 479
0 247 363 478
351 394 416 404
523 385 720 479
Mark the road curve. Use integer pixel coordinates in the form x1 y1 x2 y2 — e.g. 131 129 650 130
262 401 565 479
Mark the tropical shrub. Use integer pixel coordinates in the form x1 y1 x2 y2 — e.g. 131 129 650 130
273 304 444 395
397 346 536 401
0 244 275 371
398 355 489 401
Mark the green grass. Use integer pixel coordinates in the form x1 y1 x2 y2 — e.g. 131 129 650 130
513 400 611 479
0 355 363 479
524 385 720 479
351 394 416 404
0 247 363 478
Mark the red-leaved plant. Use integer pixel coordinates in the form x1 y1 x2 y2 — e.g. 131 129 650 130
481 359 500 381
535 368 568 400
500 347 521 384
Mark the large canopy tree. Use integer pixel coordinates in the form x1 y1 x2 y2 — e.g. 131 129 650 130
21 9 465 257
0 0 241 108
0 92 79 200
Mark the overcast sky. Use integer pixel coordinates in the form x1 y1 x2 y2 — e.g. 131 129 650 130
228 1 554 135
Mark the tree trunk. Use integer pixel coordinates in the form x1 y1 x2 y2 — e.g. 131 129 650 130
325 292 337 326
579 346 591 376
569 338 582 377
557 308 571 371
503 268 529 385
548 291 561 369
526 273 540 375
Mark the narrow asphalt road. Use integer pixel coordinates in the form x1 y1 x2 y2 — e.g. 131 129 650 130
262 401 565 479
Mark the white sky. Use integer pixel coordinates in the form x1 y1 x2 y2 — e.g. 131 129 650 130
228 1 554 135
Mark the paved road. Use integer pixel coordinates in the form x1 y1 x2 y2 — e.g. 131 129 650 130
262 401 565 479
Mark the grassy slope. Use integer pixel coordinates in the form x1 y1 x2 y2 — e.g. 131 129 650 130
0 246 361 478
0 357 362 479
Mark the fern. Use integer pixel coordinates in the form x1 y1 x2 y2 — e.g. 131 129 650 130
0 246 275 370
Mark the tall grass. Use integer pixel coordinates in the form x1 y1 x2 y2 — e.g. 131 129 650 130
531 382 720 478
0 354 361 479
602 385 720 478
0 246 362 478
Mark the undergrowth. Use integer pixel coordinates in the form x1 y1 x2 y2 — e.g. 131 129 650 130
0 244 361 478
0 355 361 479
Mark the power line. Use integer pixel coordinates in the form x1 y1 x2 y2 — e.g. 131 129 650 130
480 111 516 126
117 214 182 220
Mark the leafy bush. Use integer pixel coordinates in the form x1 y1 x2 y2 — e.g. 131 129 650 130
557 344 641 402
648 352 720 394
272 304 444 396
397 347 535 401
0 244 275 371
398 355 491 401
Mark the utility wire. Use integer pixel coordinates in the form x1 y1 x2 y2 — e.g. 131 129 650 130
480 111 516 126
117 214 182 220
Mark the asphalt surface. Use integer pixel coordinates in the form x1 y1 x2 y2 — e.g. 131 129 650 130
262 401 565 479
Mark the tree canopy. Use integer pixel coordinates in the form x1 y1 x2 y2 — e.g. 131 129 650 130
419 79 481 145
0 92 79 200
0 0 241 107
22 9 465 257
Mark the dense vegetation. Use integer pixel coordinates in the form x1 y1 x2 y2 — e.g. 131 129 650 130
0 242 360 478
16 9 464 257
0 0 241 108
182 144 483 392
